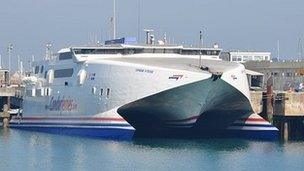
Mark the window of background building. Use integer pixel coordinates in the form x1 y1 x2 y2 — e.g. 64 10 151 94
286 72 293 77
243 56 253 62
237 56 242 61
254 56 263 60
232 56 237 61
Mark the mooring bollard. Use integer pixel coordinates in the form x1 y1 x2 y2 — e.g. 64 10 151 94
266 84 274 123
2 104 10 128
283 121 289 141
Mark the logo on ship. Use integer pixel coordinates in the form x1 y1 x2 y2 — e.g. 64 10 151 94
45 96 78 111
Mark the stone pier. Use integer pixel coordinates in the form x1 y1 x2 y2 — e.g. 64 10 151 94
273 92 304 140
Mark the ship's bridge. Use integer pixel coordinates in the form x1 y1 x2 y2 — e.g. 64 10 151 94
70 44 221 57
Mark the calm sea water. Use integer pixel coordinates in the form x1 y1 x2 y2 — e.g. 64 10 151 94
1 128 304 171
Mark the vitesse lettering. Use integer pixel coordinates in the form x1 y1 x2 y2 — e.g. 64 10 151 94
135 68 154 73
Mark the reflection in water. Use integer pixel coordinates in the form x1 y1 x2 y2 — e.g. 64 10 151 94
74 143 85 170
132 138 250 152
1 129 304 170
0 128 10 142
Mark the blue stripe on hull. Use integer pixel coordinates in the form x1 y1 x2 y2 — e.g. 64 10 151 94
225 130 279 140
10 125 135 140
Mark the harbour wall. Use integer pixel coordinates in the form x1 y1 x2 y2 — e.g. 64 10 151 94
252 90 304 140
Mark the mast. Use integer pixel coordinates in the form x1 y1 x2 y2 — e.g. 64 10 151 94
20 60 23 75
137 0 141 43
199 31 202 68
31 55 35 73
298 38 302 60
277 40 280 61
17 55 20 72
112 0 116 39
7 43 13 85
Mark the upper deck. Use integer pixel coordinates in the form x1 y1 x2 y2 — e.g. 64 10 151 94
32 44 227 77
70 44 221 57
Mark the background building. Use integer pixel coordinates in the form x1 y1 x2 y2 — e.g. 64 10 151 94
0 69 9 86
220 51 271 63
244 60 304 91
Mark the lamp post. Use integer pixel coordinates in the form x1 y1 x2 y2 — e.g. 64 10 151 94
45 42 52 60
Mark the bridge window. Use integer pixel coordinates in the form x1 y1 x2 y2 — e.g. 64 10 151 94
73 48 124 55
72 47 220 56
54 68 74 78
59 52 73 60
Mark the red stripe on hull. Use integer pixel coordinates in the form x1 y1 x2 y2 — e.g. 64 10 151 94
12 116 126 122
239 118 267 122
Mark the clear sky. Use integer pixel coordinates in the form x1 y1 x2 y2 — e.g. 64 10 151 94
0 0 304 70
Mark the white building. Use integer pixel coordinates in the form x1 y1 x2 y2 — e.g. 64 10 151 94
221 51 271 63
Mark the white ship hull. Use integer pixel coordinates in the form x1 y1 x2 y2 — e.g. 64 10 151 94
11 45 278 139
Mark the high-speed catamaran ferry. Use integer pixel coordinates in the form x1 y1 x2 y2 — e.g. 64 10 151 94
10 39 278 140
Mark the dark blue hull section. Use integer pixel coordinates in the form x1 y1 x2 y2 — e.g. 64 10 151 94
10 126 135 140
225 130 279 140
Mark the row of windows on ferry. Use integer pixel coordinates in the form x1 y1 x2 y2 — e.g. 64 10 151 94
26 88 52 97
91 87 111 98
26 87 112 98
73 48 220 56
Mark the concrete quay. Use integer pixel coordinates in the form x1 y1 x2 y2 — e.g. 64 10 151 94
273 92 304 141
251 90 304 141
0 87 16 97
0 86 23 128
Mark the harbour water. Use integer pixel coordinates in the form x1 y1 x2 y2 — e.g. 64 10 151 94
1 128 304 170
